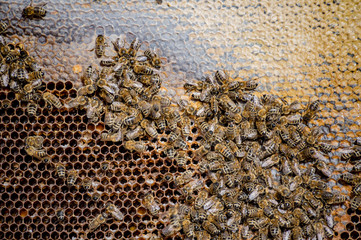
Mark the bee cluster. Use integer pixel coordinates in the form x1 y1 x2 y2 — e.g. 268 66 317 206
160 71 345 239
66 36 186 155
340 139 361 211
0 23 62 116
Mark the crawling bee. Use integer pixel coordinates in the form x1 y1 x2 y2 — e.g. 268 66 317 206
144 48 162 69
101 131 123 142
140 119 158 139
124 140 146 153
303 100 320 123
55 163 66 178
22 1 47 19
43 92 62 108
26 101 38 116
67 170 78 186
82 177 93 191
25 145 47 161
142 193 160 216
105 203 124 221
127 37 141 57
0 20 8 34
90 35 107 58
133 64 153 75
174 170 193 187
88 212 108 233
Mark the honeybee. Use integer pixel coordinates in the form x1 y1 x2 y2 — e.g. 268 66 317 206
174 137 187 150
43 92 62 108
140 119 158 138
303 100 320 123
175 150 187 167
293 208 310 225
105 203 124 221
0 20 8 34
194 190 208 210
351 196 361 210
182 219 195 238
248 217 270 230
315 160 332 178
327 193 347 205
88 212 108 232
56 209 65 221
181 115 191 136
86 96 104 122
174 170 193 187
143 48 161 69
22 1 47 18
125 125 144 140
164 145 176 158
82 177 93 191
89 35 107 58
101 131 123 142
133 64 153 75
124 140 146 153
202 220 220 235
215 143 234 161
313 221 325 240
67 170 78 186
25 100 38 116
142 193 160 216
55 163 66 178
25 145 47 161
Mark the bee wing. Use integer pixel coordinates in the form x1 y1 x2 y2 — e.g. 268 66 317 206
1 74 9 87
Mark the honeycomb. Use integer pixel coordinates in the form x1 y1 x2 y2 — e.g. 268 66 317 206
1 0 361 239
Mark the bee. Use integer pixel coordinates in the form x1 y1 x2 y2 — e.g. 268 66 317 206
88 212 108 232
313 221 325 240
82 177 93 191
194 190 208 210
182 219 195 238
248 217 270 230
124 140 146 153
89 35 107 58
339 172 358 185
22 1 47 18
27 70 44 81
105 203 124 221
144 48 162 69
202 220 220 235
127 37 141 57
175 150 187 167
1 99 11 109
125 125 143 140
0 20 8 34
303 100 320 123
268 219 280 238
67 170 78 186
55 163 66 178
133 64 153 75
324 224 334 238
25 145 47 160
138 100 152 117
174 170 193 187
101 131 123 142
293 208 310 225
164 145 176 158
174 137 187 149
214 70 229 85
215 143 234 161
26 101 38 116
249 184 265 201
315 160 332 178
155 117 166 132
86 96 104 122
140 119 158 139
291 226 304 240
56 209 65 221
142 193 160 216
42 92 62 108
351 196 361 211
327 194 347 205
